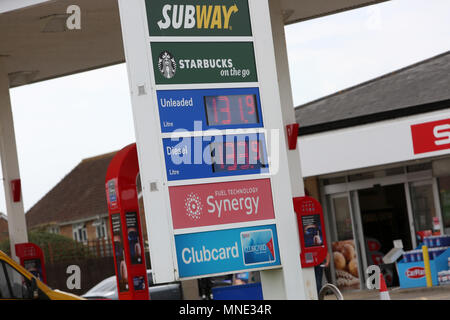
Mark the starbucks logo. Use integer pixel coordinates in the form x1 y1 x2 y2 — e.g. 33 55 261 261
158 51 177 79
184 192 203 221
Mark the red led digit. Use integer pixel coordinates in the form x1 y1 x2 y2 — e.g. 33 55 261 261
246 95 256 115
212 97 218 124
219 96 231 125
236 141 247 166
238 97 248 123
215 143 225 170
225 141 237 170
250 140 260 163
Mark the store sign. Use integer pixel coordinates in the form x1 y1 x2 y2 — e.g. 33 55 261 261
146 0 252 36
118 0 291 283
169 178 275 229
411 118 450 154
175 224 280 278
151 42 258 84
405 266 425 279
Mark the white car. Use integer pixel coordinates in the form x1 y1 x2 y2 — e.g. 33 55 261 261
82 270 182 300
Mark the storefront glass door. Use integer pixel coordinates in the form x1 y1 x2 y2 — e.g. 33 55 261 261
437 176 450 235
327 193 363 290
357 184 412 287
409 180 440 236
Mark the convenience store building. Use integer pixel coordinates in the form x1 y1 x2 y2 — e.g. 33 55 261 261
297 51 450 289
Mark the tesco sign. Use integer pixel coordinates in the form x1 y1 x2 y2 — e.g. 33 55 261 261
411 118 450 154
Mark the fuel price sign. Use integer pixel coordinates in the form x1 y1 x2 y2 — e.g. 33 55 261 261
158 87 263 132
163 133 269 181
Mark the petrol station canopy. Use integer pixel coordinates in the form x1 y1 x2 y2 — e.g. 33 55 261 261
0 0 387 88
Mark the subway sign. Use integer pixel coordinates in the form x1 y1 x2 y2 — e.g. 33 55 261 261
146 0 252 36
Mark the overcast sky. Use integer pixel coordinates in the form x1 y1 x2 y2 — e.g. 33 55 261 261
1 0 450 215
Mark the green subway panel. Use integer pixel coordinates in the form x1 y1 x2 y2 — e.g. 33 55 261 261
146 0 252 36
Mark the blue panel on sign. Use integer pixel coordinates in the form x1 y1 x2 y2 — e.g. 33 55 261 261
175 224 281 279
163 133 269 181
212 283 263 300
157 87 263 132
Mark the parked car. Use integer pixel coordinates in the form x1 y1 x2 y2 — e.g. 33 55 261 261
0 250 83 300
82 270 182 300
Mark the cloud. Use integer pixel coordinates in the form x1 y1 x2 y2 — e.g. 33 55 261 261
286 0 450 106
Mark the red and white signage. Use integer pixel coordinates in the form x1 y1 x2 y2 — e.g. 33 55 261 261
411 118 450 155
405 266 425 279
169 178 275 230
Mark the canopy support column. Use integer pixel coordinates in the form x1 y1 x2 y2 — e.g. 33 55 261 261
0 60 28 261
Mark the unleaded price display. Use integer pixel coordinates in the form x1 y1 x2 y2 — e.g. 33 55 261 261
204 94 259 126
157 87 263 132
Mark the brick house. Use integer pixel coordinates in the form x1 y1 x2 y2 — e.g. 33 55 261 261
0 213 8 242
25 151 147 244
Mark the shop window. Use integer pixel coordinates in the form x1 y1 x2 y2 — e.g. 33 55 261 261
94 219 107 240
322 176 346 186
47 226 59 234
385 167 405 176
407 163 431 173
438 176 450 233
410 181 437 234
73 224 87 243
348 172 374 182
332 197 354 241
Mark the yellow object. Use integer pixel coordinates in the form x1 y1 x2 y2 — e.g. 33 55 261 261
0 250 84 300
421 245 433 287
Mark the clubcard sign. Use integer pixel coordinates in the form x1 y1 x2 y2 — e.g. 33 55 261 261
175 224 280 278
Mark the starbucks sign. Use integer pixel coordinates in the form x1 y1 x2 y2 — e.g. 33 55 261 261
151 42 258 84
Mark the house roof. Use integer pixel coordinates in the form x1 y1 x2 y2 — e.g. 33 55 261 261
26 151 117 229
295 51 450 135
0 213 7 221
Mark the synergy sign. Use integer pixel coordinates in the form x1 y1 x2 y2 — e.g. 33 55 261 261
146 0 252 36
169 179 275 229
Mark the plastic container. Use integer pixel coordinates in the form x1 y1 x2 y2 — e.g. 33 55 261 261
416 250 423 262
403 252 410 263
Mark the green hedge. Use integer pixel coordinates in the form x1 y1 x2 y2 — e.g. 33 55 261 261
0 231 95 262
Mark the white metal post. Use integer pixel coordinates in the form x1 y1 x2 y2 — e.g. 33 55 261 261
0 60 28 261
250 0 312 299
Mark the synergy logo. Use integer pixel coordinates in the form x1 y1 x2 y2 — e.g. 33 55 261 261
157 4 239 31
184 192 203 220
405 267 425 279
